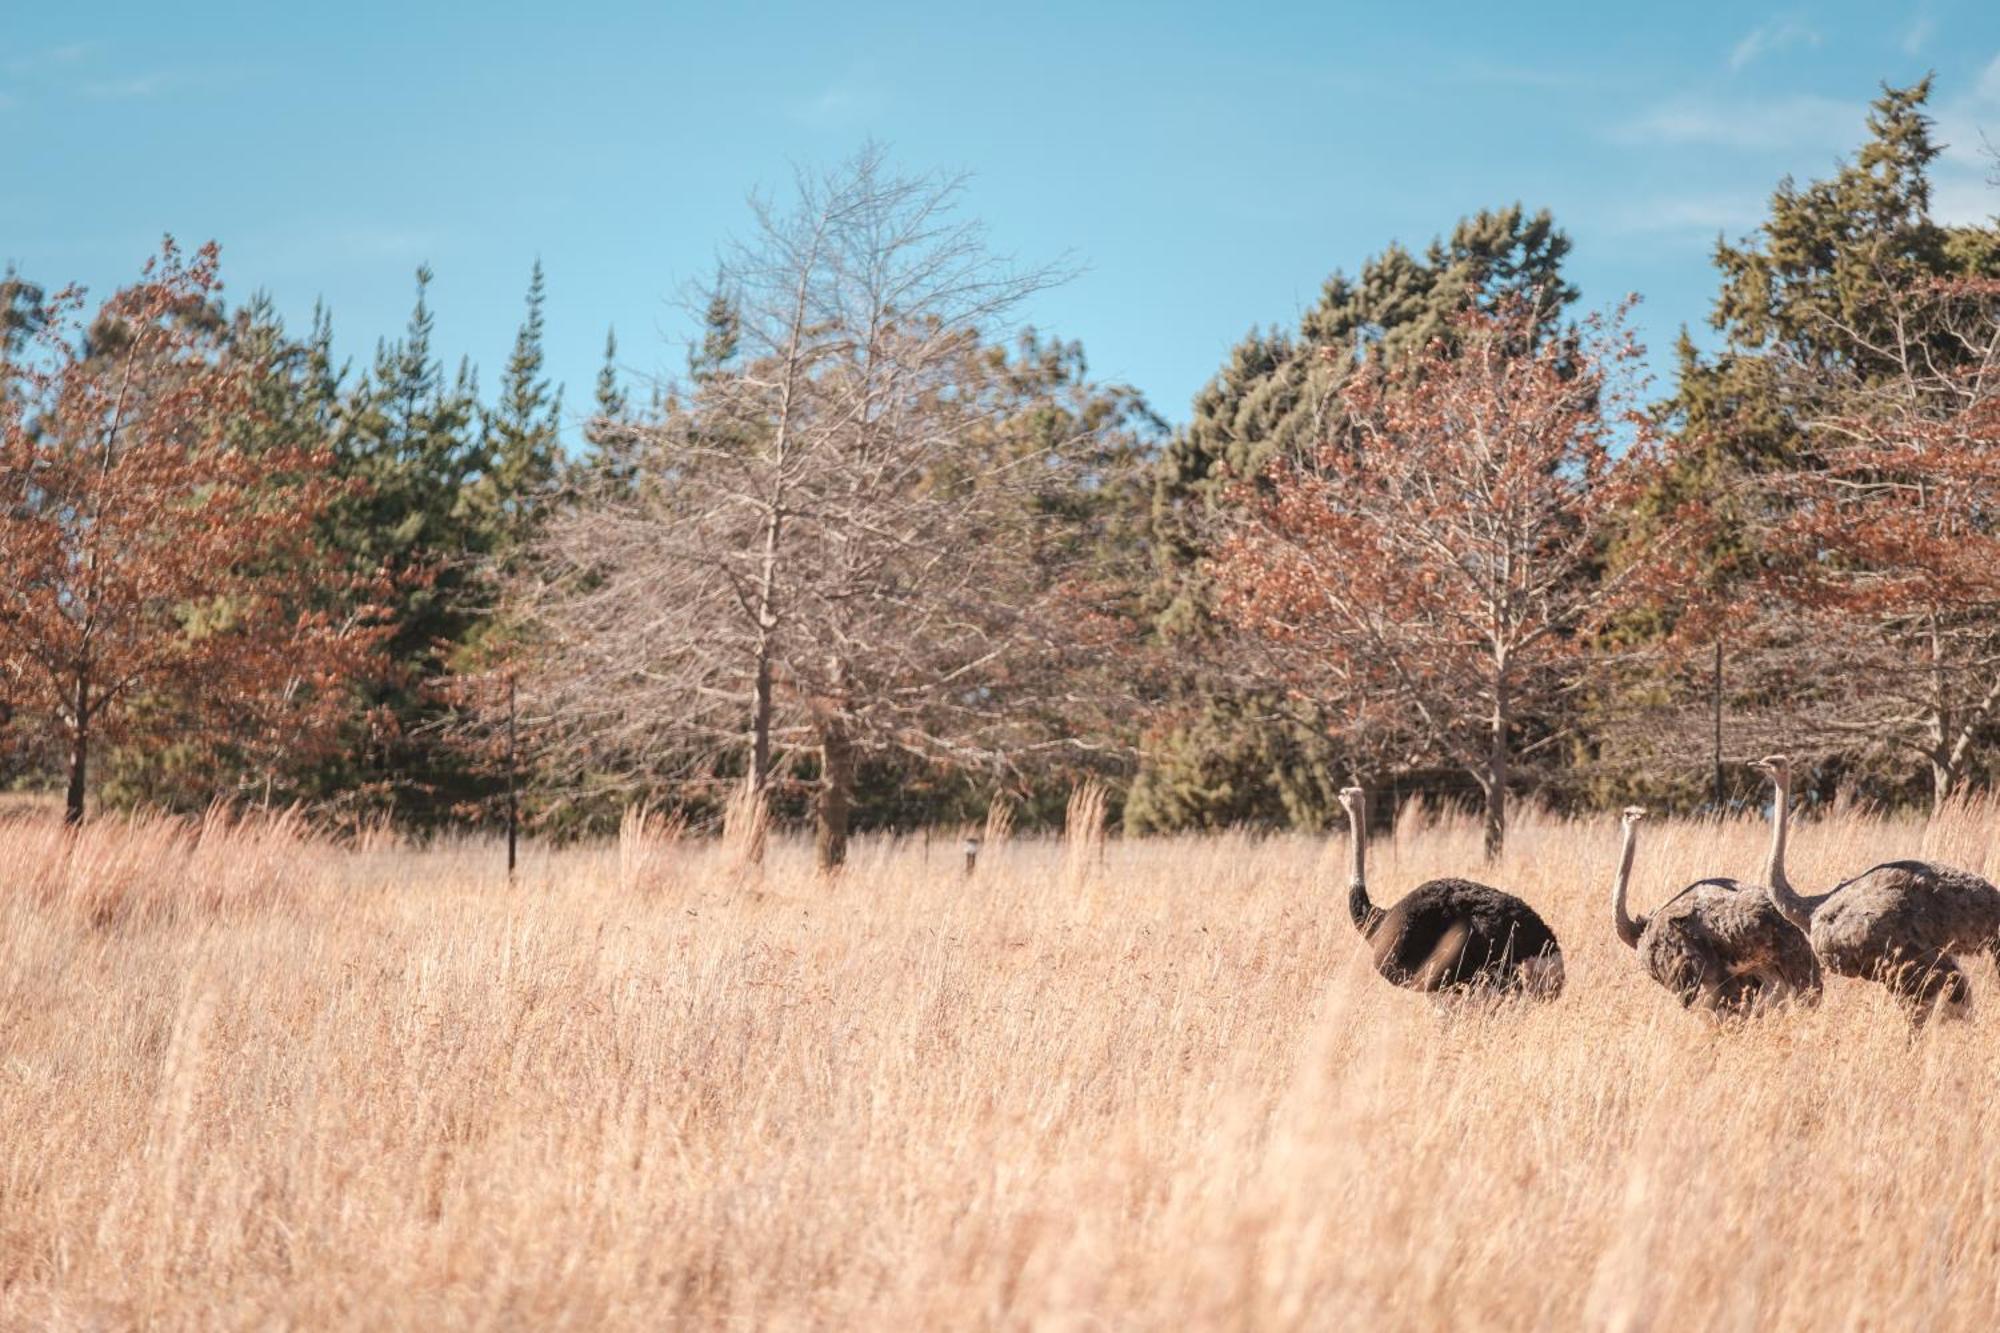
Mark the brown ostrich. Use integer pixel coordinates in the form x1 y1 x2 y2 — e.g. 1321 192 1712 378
1756 754 2000 1022
1609 806 1820 1015
1339 786 1563 997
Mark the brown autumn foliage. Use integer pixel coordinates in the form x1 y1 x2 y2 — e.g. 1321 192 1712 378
1741 275 2000 805
1211 299 1671 856
0 239 388 823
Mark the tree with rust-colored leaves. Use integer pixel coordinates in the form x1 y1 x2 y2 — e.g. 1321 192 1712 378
1212 299 1667 857
0 239 388 823
1607 82 2000 806
1737 275 2000 807
1135 206 1578 834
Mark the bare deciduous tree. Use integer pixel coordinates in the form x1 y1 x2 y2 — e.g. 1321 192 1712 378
508 149 1144 867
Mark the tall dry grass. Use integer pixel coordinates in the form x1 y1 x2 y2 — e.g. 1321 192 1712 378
5 799 2000 1328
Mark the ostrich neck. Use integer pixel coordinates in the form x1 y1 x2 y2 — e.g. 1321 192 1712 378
1611 823 1643 949
1764 776 1822 931
1346 798 1378 938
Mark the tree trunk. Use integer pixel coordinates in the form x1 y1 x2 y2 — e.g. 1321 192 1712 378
1928 598 1950 815
814 716 855 872
743 640 774 865
750 650 773 794
1481 766 1506 861
65 684 89 820
1711 638 1724 809
750 503 780 799
1939 673 2000 819
1483 688 1508 861
1931 752 1954 816
1927 712 1954 815
743 500 780 866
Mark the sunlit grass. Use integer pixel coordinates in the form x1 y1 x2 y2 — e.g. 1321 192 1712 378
4 798 1999 1328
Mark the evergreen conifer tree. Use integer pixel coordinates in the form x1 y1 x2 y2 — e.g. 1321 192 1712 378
688 278 741 383
476 259 562 545
1132 207 1577 831
1605 79 2000 803
329 264 488 821
582 326 647 493
594 326 628 421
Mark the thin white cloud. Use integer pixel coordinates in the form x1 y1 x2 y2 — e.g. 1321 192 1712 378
1442 58 1606 91
1728 16 1821 72
1609 93 1859 152
791 71 887 129
1930 54 2000 169
3 43 89 77
1903 16 1937 57
1933 173 1998 227
1931 61 2000 222
1976 52 2000 106
1607 191 1769 236
80 72 178 101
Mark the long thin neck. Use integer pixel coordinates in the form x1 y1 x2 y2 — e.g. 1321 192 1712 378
1611 822 1643 949
1346 798 1378 938
1764 774 1815 931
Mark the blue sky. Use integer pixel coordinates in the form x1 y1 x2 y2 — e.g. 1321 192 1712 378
4 2 1998 439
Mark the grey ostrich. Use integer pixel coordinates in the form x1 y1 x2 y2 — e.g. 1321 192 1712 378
1610 806 1820 1015
1755 754 2000 1021
1339 786 1564 997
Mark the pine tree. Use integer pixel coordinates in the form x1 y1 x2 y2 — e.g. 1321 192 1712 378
475 260 562 546
688 278 740 383
1133 207 1578 831
594 326 629 421
329 264 488 822
583 325 644 492
222 292 346 457
1674 79 2000 480
1155 205 1575 528
1608 79 2000 804
0 241 386 824
1 264 46 360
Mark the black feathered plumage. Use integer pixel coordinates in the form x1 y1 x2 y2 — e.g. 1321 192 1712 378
1362 876 1564 994
1339 789 1564 998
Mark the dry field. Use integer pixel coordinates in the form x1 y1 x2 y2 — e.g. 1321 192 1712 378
5 799 2000 1330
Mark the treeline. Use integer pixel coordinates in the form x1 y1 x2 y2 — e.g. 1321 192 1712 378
0 247 565 826
2 83 1997 859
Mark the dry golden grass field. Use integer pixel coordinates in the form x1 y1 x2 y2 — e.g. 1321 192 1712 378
5 799 2000 1330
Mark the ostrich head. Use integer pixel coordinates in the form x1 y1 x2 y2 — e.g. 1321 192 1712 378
1337 785 1376 934
1622 805 1648 827
1750 753 1811 928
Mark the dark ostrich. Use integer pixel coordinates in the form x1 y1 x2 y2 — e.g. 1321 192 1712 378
1609 806 1821 1016
1339 786 1564 997
1756 755 2000 1023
